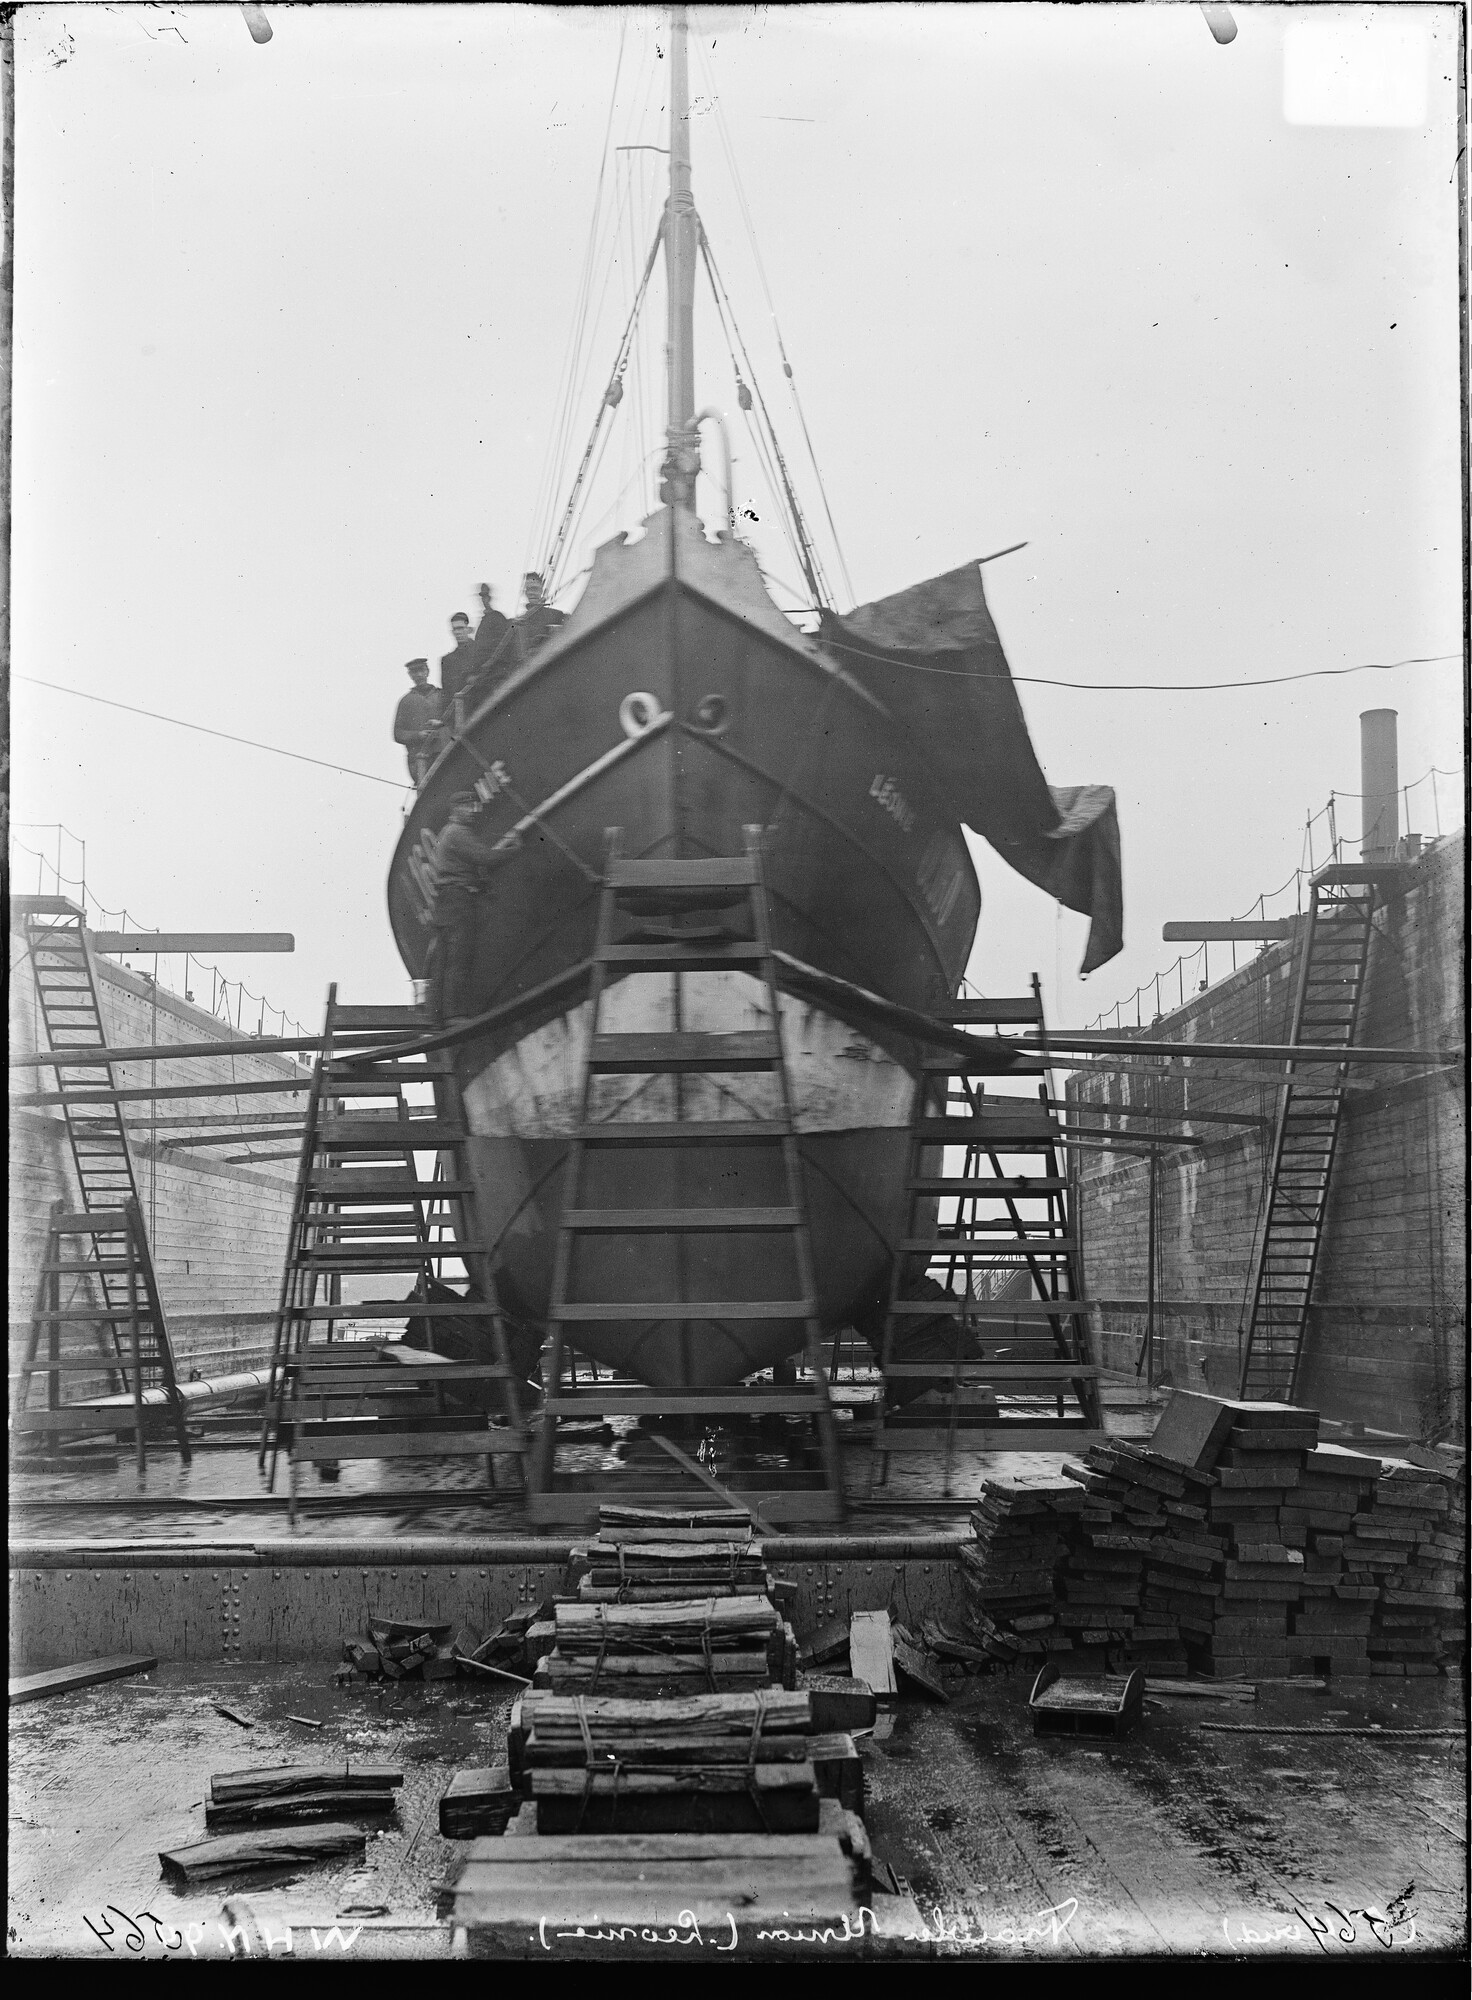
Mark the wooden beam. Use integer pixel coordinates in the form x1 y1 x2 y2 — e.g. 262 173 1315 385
15 1077 309 1107
10 1653 158 1704
1161 921 1293 942
90 932 295 954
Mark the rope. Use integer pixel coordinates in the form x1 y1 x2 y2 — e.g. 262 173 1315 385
744 1688 774 1832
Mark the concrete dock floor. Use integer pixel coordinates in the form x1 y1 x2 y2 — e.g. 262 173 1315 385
8 1657 1466 1959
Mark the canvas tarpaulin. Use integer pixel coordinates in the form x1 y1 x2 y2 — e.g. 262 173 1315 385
821 559 1123 975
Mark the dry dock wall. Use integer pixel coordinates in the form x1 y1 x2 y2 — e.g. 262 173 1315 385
8 924 304 1377
1068 831 1465 1441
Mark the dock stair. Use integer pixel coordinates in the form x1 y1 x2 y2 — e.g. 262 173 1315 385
872 976 1105 1493
527 831 844 1527
11 897 190 1471
1238 862 1404 1401
260 987 527 1519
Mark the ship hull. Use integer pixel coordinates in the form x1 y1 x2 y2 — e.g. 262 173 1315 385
387 508 979 1387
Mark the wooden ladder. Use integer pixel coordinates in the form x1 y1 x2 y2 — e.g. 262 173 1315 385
13 896 190 1467
260 987 527 1520
1238 863 1399 1401
527 830 844 1528
872 976 1104 1493
12 1197 189 1474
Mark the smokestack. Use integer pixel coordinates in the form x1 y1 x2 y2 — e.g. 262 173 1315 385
1359 709 1399 862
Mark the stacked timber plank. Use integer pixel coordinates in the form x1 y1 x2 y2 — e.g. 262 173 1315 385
1191 1401 1320 1679
445 1504 870 1950
1283 1443 1381 1678
1360 1459 1465 1677
534 1596 793 1694
158 1763 402 1885
956 1473 1081 1664
950 1390 1465 1686
508 1690 830 1833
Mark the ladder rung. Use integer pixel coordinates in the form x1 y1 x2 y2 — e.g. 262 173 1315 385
910 1177 1066 1194
544 1389 824 1415
306 1176 475 1197
912 1123 1056 1144
889 1298 1090 1318
551 1300 815 1322
318 1120 467 1145
588 1031 780 1074
577 1121 791 1146
48 1210 133 1233
605 856 759 891
596 941 767 969
329 1005 426 1027
900 1238 1075 1257
12 1356 142 1374
924 1057 1049 1075
561 1206 802 1233
883 1362 1100 1380
40 1259 135 1274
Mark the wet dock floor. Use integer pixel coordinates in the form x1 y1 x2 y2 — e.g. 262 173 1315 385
8 1656 1466 1959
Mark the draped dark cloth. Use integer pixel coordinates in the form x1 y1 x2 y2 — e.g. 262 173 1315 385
821 559 1123 975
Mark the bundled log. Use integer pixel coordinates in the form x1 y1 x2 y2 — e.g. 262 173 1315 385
210 1763 403 1804
532 1761 821 1835
206 1791 398 1832
555 1597 780 1650
159 1823 366 1886
598 1504 753 1540
579 1539 770 1602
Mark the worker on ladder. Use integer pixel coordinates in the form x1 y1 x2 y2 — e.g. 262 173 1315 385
425 794 522 1025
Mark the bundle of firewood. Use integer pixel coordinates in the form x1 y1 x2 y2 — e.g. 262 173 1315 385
578 1538 770 1602
533 1595 795 1695
503 1690 859 1834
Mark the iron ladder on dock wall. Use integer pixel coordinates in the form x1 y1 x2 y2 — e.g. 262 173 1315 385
872 975 1104 1494
527 830 844 1527
12 897 190 1469
1237 863 1401 1403
260 987 527 1519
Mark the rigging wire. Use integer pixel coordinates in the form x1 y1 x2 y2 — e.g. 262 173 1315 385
696 34 855 604
809 644 1463 692
525 16 629 574
16 676 405 787
699 228 831 608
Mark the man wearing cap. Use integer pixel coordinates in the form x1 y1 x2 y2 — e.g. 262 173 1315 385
393 659 446 787
514 571 566 666
469 580 514 693
424 794 523 1024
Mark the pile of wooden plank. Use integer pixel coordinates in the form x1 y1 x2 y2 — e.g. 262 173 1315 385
505 1689 847 1834
1059 1439 1219 1671
1281 1443 1382 1678
1359 1459 1465 1677
533 1595 794 1694
578 1536 771 1603
956 1474 1081 1663
946 1390 1465 1688
158 1763 402 1885
340 1609 544 1685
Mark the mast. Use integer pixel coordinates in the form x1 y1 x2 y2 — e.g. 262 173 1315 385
660 4 700 508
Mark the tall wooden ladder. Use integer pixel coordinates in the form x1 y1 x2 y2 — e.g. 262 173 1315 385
872 976 1104 1492
1238 863 1400 1401
12 896 190 1468
527 830 844 1527
260 988 527 1520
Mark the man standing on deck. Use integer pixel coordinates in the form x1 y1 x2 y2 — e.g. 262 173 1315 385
514 571 566 664
440 610 477 707
393 659 445 788
425 794 522 1025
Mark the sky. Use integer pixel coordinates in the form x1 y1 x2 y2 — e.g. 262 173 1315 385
9 1 1465 1040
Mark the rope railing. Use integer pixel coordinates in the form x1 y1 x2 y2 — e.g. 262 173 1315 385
9 832 311 1051
1082 766 1462 1031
